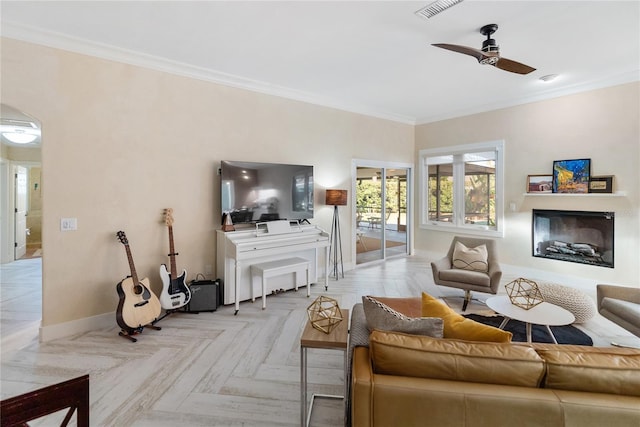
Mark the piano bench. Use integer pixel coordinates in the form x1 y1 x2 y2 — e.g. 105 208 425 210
250 257 311 310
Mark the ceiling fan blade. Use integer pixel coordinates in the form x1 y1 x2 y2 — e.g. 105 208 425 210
432 43 486 63
494 57 536 75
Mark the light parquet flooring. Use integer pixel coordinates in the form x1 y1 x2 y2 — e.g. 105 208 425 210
1 256 639 426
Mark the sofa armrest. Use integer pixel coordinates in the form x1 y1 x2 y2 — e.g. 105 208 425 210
351 346 373 427
597 284 640 310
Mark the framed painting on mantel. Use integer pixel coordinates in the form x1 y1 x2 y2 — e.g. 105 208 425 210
553 159 591 194
527 175 553 193
589 175 614 193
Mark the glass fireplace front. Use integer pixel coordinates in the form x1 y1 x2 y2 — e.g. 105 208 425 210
532 209 614 268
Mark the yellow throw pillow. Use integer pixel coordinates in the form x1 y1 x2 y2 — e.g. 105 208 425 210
421 292 512 343
452 241 489 272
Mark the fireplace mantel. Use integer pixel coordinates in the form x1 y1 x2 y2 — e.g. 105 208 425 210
523 191 627 197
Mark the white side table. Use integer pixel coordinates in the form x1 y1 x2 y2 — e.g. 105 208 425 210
486 296 575 344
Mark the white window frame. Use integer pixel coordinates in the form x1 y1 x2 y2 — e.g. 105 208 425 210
419 140 504 238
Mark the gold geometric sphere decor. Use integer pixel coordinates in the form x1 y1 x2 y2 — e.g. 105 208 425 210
307 296 343 334
505 277 544 310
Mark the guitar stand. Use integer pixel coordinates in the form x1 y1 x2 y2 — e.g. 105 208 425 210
152 309 180 325
118 323 161 343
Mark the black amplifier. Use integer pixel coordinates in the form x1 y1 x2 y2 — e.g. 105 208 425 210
184 278 221 312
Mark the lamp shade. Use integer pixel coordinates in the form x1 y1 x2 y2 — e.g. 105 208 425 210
325 189 347 206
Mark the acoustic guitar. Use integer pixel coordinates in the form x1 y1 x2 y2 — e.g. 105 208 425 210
159 208 191 310
115 231 161 333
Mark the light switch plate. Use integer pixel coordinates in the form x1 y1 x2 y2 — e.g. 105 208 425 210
61 218 77 231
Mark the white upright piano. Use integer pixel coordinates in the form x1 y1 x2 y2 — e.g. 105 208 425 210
216 221 330 313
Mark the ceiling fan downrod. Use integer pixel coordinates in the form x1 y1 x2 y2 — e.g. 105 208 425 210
480 23 499 54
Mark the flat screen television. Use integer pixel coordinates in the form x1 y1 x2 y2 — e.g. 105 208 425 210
220 160 314 225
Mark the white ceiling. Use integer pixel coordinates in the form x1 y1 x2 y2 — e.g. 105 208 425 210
1 1 639 124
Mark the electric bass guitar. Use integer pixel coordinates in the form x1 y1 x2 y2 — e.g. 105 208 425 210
159 208 191 310
116 231 161 333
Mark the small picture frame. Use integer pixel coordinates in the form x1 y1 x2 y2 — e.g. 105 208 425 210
527 175 553 193
589 175 614 193
553 158 591 193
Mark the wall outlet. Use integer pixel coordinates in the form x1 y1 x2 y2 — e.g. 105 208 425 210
60 218 77 231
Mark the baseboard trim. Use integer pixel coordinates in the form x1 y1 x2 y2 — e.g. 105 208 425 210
36 255 602 342
39 312 113 342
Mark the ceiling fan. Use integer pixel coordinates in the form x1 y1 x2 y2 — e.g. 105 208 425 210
432 24 536 75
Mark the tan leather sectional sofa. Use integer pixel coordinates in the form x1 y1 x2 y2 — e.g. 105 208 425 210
349 301 640 427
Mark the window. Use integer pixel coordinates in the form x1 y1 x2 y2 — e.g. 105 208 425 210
419 140 504 237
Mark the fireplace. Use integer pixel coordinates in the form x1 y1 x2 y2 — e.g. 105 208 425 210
532 209 614 268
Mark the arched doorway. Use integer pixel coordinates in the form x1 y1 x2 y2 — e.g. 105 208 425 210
0 104 42 350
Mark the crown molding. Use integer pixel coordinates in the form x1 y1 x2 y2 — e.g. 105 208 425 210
4 21 637 128
1 21 416 125
416 70 640 125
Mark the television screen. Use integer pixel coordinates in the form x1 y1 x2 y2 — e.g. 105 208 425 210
220 160 314 224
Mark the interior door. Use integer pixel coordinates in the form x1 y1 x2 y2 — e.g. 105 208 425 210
14 165 27 259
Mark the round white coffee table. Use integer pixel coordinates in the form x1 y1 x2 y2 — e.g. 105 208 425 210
486 296 575 344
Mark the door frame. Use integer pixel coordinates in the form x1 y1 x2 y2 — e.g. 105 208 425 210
0 159 41 263
351 159 413 265
0 158 11 263
14 164 28 259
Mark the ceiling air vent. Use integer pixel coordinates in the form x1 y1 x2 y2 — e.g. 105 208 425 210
415 0 465 19
0 118 38 129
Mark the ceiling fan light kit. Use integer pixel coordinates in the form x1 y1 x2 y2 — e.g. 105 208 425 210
415 0 465 19
432 23 536 75
540 74 560 82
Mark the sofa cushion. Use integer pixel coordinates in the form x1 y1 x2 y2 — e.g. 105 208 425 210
421 292 512 343
369 329 545 387
536 346 640 397
438 268 491 287
452 241 488 272
362 296 444 338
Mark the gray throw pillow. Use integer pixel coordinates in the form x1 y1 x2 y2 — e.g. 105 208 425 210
362 296 443 338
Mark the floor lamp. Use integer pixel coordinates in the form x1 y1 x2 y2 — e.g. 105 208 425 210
326 189 347 280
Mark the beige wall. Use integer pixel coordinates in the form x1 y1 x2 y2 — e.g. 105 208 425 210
415 82 640 285
1 38 414 329
2 35 638 335
3 145 41 162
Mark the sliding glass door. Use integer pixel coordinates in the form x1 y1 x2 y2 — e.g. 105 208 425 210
356 167 383 263
354 161 411 265
384 169 408 259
